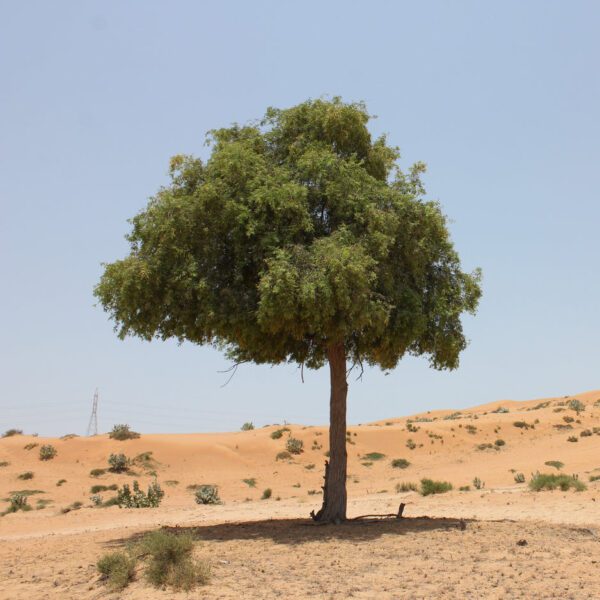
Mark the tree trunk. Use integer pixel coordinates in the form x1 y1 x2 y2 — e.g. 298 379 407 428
312 341 348 523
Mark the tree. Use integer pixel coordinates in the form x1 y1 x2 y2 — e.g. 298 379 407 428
95 98 482 523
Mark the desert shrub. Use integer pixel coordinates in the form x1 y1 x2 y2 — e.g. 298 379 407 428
5 493 31 514
23 442 38 451
90 468 106 477
90 494 103 506
444 412 462 420
102 496 120 507
406 439 416 450
476 443 495 451
544 461 564 470
568 399 585 413
580 429 592 437
304 463 315 470
91 484 118 494
117 480 164 508
494 439 506 447
39 445 57 461
459 485 470 491
242 478 256 488
0 461 9 467
286 438 304 454
270 427 290 440
563 415 575 423
589 475 600 482
420 479 452 496
529 401 550 411
513 421 532 429
136 530 209 591
108 453 130 473
2 429 23 438
567 436 578 443
363 452 385 461
18 471 34 480
109 424 140 441
406 423 419 433
261 488 272 499
276 451 292 461
61 501 84 514
513 472 525 483
465 425 477 434
391 458 410 469
194 485 221 505
396 482 418 493
491 406 509 413
472 476 484 490
240 422 254 431
97 551 136 591
529 473 586 492
60 433 78 440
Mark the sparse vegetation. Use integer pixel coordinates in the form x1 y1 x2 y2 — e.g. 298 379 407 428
23 442 38 450
0 461 9 468
476 443 495 451
494 439 506 447
276 451 292 461
242 478 257 488
241 422 254 431
270 427 290 440
563 415 574 423
513 421 533 429
395 482 418 493
117 480 164 508
2 429 23 438
135 530 210 591
391 458 410 469
420 479 452 496
465 425 477 434
406 439 416 450
491 406 509 413
97 551 137 591
91 484 118 494
90 468 106 478
61 501 84 514
108 453 130 473
513 472 526 483
39 444 57 461
529 473 586 492
589 475 600 482
459 485 470 491
286 437 304 454
304 464 315 470
17 471 34 480
545 461 564 470
363 452 385 461
194 485 221 505
473 476 484 490
580 429 592 437
2 493 32 515
109 424 140 440
567 436 578 443
567 399 585 413
261 488 272 499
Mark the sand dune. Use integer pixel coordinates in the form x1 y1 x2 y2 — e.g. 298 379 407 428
1 389 600 598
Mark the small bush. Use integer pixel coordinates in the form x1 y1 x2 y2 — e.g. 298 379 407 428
23 442 38 451
117 480 164 508
136 530 209 591
194 485 221 505
363 452 385 461
242 478 256 488
261 488 272 499
494 439 506 447
91 484 118 494
18 471 34 480
3 493 31 515
270 427 290 440
476 443 495 451
276 451 292 461
529 473 586 492
391 458 410 469
406 439 416 450
459 485 470 491
241 422 254 431
109 424 140 441
2 429 23 438
396 482 418 492
465 425 477 434
286 438 304 455
563 416 575 423
108 453 130 473
580 429 592 437
568 399 585 413
90 468 106 477
473 477 484 490
589 475 600 482
61 501 84 514
567 436 578 443
514 472 525 483
0 461 9 467
544 461 564 470
90 494 103 506
97 551 136 591
513 421 532 429
491 406 509 413
39 445 57 461
420 479 453 496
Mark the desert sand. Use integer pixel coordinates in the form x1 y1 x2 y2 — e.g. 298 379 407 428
1 389 600 599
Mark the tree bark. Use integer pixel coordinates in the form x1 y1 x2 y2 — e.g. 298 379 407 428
312 341 348 523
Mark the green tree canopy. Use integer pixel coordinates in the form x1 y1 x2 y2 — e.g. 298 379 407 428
95 98 481 373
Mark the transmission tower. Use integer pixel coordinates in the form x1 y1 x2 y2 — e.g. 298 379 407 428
87 388 98 436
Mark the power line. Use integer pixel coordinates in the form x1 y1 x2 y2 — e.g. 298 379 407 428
86 388 98 436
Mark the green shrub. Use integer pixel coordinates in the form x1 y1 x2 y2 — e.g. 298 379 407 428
494 439 506 447
91 484 118 494
395 482 418 492
514 472 525 483
3 493 32 515
61 501 83 514
286 438 304 454
90 468 106 477
420 478 452 496
529 473 586 492
90 494 103 506
97 551 136 591
194 485 221 505
465 425 477 434
270 427 290 440
472 476 484 490
18 471 34 480
2 429 23 438
362 452 385 461
117 480 164 508
459 485 470 491
544 461 564 470
109 424 140 441
261 488 272 499
23 442 38 451
568 399 585 413
241 422 254 431
39 445 57 461
589 475 600 482
108 453 130 473
242 478 256 488
406 439 416 450
135 530 210 591
391 458 410 469
513 421 532 429
276 450 292 461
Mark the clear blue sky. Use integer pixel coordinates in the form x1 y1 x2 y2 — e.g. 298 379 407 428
1 1 599 436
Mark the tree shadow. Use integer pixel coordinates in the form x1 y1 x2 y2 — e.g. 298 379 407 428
105 515 471 548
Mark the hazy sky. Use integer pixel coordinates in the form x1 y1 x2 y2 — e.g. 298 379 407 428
1 1 599 436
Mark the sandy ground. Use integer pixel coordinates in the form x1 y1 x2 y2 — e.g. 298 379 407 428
1 389 600 598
